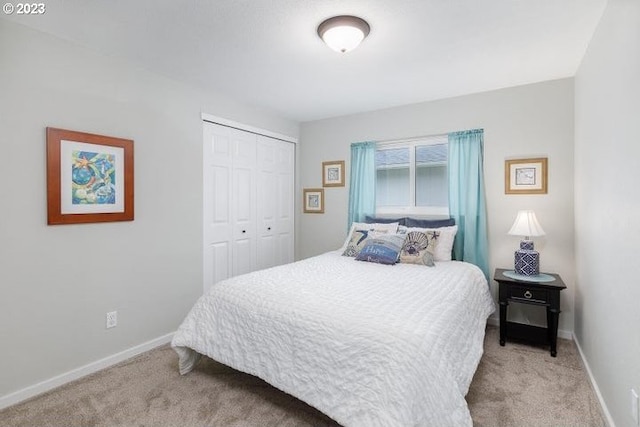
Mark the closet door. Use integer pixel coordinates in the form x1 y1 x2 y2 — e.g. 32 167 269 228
203 122 256 294
256 136 294 269
203 120 293 294
274 140 294 265
230 129 257 277
203 123 232 294
256 138 278 270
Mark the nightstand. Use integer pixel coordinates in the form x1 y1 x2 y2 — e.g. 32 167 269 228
494 268 567 357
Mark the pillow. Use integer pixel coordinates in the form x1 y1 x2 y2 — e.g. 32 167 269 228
403 225 458 261
364 215 407 226
404 217 455 228
342 229 389 257
355 233 406 265
399 230 439 266
340 222 399 253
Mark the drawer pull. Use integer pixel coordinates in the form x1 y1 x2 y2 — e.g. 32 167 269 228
524 290 533 299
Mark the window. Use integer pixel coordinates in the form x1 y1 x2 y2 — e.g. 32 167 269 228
375 135 448 216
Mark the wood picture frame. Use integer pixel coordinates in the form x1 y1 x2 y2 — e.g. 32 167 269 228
303 188 324 213
505 157 548 195
322 160 345 187
46 127 134 225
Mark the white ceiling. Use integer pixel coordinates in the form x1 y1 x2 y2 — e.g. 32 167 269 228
4 0 606 122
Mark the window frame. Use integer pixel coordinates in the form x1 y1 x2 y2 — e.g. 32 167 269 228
375 134 449 217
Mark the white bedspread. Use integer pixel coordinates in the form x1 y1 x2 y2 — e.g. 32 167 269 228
172 251 495 426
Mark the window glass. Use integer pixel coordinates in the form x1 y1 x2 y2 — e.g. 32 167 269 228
375 137 448 215
415 144 448 207
376 148 409 207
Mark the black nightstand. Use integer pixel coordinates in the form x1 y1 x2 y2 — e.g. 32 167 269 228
494 268 567 357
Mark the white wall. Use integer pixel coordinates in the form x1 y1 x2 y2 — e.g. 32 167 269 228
298 79 575 333
0 19 298 399
574 0 640 425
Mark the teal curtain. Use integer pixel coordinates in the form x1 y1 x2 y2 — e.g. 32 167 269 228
347 142 376 230
448 129 489 278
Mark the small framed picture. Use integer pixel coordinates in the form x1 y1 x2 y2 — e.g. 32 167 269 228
322 160 345 187
303 188 324 213
505 157 548 194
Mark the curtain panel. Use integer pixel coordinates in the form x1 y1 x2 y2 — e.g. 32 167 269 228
347 142 376 231
448 129 490 278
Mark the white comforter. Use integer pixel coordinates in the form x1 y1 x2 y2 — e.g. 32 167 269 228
172 251 495 426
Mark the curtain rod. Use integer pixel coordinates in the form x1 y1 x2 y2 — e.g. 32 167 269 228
374 128 483 145
375 132 448 146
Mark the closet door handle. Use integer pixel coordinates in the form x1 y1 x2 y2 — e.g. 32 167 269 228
242 230 246 234
267 227 271 231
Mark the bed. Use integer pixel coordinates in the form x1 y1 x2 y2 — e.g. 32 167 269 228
171 246 495 426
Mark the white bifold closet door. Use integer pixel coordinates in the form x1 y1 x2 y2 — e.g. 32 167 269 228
203 121 294 294
256 136 295 270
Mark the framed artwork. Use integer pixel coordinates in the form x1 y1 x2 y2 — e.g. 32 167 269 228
303 188 324 213
322 160 345 187
505 157 548 195
46 127 134 225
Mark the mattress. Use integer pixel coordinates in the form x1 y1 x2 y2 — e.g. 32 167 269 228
172 251 495 426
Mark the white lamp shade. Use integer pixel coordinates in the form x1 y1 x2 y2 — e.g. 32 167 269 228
318 15 370 53
508 210 545 238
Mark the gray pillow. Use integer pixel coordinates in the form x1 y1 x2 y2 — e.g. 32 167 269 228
404 217 455 228
365 215 407 226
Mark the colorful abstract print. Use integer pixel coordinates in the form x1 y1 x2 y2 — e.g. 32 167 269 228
71 150 116 205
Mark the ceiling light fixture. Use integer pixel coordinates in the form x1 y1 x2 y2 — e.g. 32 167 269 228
317 15 370 53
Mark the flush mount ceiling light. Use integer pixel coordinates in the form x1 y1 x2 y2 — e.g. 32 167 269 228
317 15 370 53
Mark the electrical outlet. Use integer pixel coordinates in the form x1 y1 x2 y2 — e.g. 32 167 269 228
106 311 117 329
632 388 639 426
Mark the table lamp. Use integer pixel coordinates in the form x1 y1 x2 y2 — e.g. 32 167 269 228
508 210 545 276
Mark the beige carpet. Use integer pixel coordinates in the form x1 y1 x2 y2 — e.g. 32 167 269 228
467 327 605 426
0 327 605 426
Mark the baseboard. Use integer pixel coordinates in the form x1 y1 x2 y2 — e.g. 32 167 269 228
486 316 573 340
573 333 616 427
0 332 174 411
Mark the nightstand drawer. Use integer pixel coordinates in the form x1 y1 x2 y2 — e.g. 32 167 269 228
508 286 548 303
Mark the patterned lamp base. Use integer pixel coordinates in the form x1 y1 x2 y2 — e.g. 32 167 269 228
514 240 540 276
